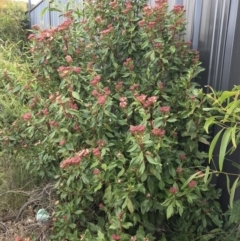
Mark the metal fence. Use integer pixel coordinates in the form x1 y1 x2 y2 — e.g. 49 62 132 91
28 0 240 205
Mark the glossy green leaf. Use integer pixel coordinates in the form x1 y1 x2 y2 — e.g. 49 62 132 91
230 176 240 208
219 128 232 171
208 129 224 164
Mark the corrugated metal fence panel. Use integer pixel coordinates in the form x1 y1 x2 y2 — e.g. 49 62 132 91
168 0 176 11
30 0 50 29
183 0 195 42
197 0 231 89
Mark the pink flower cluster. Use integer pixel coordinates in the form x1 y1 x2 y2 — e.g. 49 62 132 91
100 24 114 36
57 66 81 78
151 128 165 137
176 167 183 174
60 149 90 169
179 154 186 161
143 5 152 16
119 97 127 109
93 168 100 175
110 1 118 10
173 4 184 14
188 180 197 189
28 19 73 44
138 20 145 27
129 83 139 91
111 234 121 241
130 125 145 135
115 81 123 91
91 83 111 106
49 120 59 128
169 186 178 194
22 113 31 121
159 106 170 113
123 58 134 70
122 1 132 14
65 55 73 63
135 93 158 108
69 101 78 110
60 155 81 169
90 75 101 86
93 147 101 157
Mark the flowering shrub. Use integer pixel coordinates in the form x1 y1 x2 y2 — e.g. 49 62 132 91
1 0 223 240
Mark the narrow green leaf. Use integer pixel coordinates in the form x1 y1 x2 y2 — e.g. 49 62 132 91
40 6 49 17
127 197 134 213
231 124 237 148
230 176 240 208
219 128 232 171
166 204 174 219
208 129 224 164
226 175 230 194
218 91 238 104
204 166 210 184
204 117 215 133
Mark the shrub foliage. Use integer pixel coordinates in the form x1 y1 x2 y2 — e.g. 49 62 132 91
1 0 224 240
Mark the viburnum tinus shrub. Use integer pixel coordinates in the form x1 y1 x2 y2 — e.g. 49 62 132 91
3 0 223 240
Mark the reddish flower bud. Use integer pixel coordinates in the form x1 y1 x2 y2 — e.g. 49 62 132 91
188 180 197 189
176 167 183 174
93 168 100 175
73 67 81 74
93 147 101 157
179 154 186 160
111 234 121 240
159 106 170 113
65 55 73 63
22 113 32 121
99 203 104 209
130 125 145 135
97 95 106 105
169 187 178 194
59 139 66 146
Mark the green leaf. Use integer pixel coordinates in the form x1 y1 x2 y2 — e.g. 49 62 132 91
40 6 49 17
94 182 102 192
146 155 159 165
104 185 112 204
166 204 174 219
72 91 81 100
204 117 215 133
204 166 210 184
226 175 230 194
208 129 224 164
170 46 176 53
230 176 240 208
122 222 133 229
75 210 83 215
167 118 177 123
231 124 237 148
199 136 210 145
127 197 134 214
218 91 238 104
219 128 232 171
